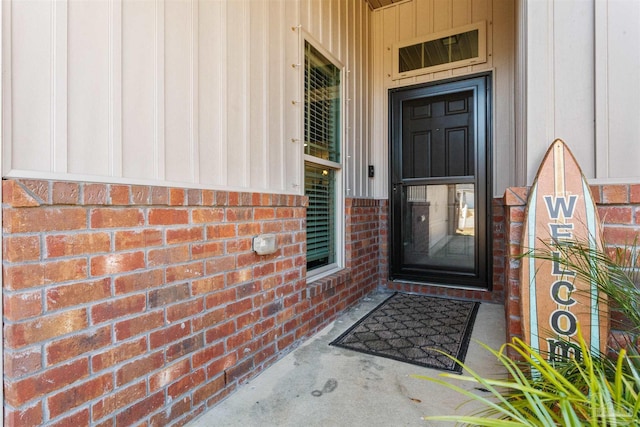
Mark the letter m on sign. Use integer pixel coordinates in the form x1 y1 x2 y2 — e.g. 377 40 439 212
547 338 583 362
543 195 578 220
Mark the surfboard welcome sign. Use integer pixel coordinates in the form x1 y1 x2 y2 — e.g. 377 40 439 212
520 139 608 361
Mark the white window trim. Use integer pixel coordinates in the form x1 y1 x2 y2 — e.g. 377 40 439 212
299 31 345 282
392 21 487 80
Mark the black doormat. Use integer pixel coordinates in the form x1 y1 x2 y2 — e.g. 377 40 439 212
330 293 480 373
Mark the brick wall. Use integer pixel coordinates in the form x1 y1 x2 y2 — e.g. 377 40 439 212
2 179 382 426
503 184 640 348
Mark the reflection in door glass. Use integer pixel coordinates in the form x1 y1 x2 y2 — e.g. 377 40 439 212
402 184 475 272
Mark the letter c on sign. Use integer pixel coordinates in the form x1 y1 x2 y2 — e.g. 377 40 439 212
551 280 576 306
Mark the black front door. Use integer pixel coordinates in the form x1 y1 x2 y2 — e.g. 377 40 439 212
389 75 491 289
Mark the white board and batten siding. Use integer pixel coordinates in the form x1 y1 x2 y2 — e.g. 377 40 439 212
2 0 374 198
370 0 516 198
526 0 640 185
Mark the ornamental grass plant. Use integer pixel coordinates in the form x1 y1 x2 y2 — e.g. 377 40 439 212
416 239 640 426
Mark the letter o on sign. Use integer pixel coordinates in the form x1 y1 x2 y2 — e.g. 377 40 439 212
550 310 577 336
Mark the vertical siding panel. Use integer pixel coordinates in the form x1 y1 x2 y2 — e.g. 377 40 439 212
284 0 301 193
226 0 248 187
331 0 341 60
357 0 366 197
68 0 110 176
11 1 52 172
198 0 227 186
416 0 434 37
110 0 122 177
346 0 355 197
165 0 192 183
321 0 331 51
53 0 68 173
398 1 415 40
452 0 470 27
370 11 384 197
382 7 398 89
122 1 156 180
156 0 166 180
433 0 452 31
249 0 267 189
191 0 199 183
2 0 13 174
268 0 285 191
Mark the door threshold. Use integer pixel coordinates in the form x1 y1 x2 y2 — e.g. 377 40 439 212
390 279 490 292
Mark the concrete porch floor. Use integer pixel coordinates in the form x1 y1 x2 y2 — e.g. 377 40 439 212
188 290 507 427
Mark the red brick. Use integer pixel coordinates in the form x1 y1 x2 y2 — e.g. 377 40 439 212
148 245 190 266
204 255 236 274
254 208 275 220
205 289 236 310
148 208 189 225
192 342 225 368
166 335 205 362
187 188 203 205
90 208 144 228
151 186 170 204
169 188 185 205
49 408 90 427
4 347 42 379
168 370 205 400
47 373 113 418
630 184 640 203
46 232 111 258
166 226 204 244
227 268 252 286
167 299 204 322
603 226 640 246
206 224 236 239
205 353 237 378
114 391 165 426
46 278 111 310
192 275 225 295
91 251 145 276
131 185 151 205
115 311 164 341
226 358 254 382
205 321 236 344
226 329 253 350
237 310 260 330
110 184 131 205
215 191 228 206
166 261 204 283
148 283 189 308
84 183 108 205
46 326 111 365
237 222 260 236
92 337 147 372
149 322 191 349
3 180 41 207
91 294 146 325
91 380 146 422
4 291 42 321
225 238 253 253
192 307 225 332
598 206 633 224
5 308 88 349
3 235 40 262
261 221 283 233
5 401 43 427
4 207 86 233
602 184 628 204
192 375 225 406
192 241 224 259
114 269 164 294
149 359 190 392
202 189 215 205
150 396 192 427
4 358 88 407
115 229 163 250
227 208 254 222
192 208 224 223
52 181 80 204
116 352 164 386
227 192 240 206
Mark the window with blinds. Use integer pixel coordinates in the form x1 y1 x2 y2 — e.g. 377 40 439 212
303 40 342 273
